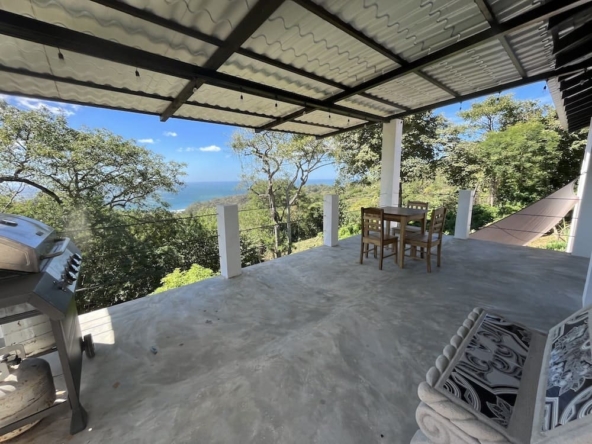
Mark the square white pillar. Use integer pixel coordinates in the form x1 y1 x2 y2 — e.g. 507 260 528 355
568 117 592 254
323 194 339 247
454 190 475 239
217 204 242 278
380 119 403 207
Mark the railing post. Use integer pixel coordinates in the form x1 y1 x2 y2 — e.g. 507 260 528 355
324 194 339 247
454 190 475 239
217 204 241 278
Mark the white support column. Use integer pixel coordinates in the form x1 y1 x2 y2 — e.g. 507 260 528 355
454 190 475 240
584 259 592 307
379 119 403 207
323 194 339 247
569 118 592 254
217 204 241 278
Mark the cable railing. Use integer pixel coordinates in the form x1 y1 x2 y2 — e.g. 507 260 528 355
53 212 222 313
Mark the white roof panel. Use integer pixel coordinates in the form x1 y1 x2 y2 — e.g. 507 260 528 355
243 0 398 87
423 39 521 96
0 71 170 114
294 110 364 129
0 37 185 98
175 104 272 128
274 121 334 136
337 95 403 116
310 0 490 62
121 0 253 41
506 23 554 76
189 84 301 117
0 0 217 66
219 53 340 99
367 73 453 109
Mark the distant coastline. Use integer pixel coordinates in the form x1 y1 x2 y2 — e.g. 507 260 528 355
161 179 335 211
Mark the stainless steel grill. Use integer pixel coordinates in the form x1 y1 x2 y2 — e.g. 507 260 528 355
0 213 93 437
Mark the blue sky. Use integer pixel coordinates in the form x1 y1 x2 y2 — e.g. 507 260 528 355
0 82 553 183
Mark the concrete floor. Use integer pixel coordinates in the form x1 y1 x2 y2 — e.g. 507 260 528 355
13 237 588 444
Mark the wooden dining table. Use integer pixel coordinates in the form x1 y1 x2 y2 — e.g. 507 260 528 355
381 206 428 268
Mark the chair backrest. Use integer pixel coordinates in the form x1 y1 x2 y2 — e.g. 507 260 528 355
428 207 447 239
407 201 429 211
361 207 385 238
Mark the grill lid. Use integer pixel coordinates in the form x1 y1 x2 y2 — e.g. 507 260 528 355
0 213 59 273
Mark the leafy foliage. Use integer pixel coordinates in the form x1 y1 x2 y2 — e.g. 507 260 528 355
153 264 218 294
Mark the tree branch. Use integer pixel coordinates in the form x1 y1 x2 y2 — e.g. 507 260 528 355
0 176 62 205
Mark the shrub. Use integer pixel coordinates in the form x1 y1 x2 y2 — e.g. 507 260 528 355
153 264 217 294
545 240 567 251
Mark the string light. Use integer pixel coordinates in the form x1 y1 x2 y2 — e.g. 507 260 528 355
58 49 64 61
240 94 243 100
459 101 463 111
135 68 140 78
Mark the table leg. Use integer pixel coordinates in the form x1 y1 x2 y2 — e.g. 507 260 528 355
398 217 407 268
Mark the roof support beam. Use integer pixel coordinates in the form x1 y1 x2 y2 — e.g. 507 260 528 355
0 11 389 124
553 21 592 55
89 0 408 114
160 0 286 121
270 0 590 132
0 65 344 131
318 60 592 138
474 0 527 78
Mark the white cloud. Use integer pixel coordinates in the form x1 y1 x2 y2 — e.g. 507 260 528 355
14 97 78 116
199 145 221 152
163 131 177 137
138 138 155 144
178 145 222 153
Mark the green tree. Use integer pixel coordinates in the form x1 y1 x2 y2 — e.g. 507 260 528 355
0 101 185 212
232 130 331 257
153 264 218 294
332 111 448 184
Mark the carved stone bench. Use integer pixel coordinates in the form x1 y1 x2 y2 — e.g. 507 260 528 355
411 306 592 444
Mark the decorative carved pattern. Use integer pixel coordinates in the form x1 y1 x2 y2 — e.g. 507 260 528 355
441 314 531 428
544 309 592 431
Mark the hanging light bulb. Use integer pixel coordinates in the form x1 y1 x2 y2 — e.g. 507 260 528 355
58 49 64 61
240 94 243 100
135 68 140 78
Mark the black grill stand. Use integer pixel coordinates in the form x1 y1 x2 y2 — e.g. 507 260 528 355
0 251 93 436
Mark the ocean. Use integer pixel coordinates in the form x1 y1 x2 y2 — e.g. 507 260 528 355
161 179 335 211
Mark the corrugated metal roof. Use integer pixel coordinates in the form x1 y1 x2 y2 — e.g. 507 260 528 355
219 53 339 99
0 0 585 137
505 22 554 76
294 110 365 128
489 0 541 22
310 0 490 62
423 39 521 95
0 71 171 114
336 95 402 116
366 73 454 109
243 1 398 87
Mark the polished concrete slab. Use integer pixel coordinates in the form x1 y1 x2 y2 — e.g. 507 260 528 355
12 237 588 444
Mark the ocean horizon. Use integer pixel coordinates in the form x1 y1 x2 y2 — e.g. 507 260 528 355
161 179 335 211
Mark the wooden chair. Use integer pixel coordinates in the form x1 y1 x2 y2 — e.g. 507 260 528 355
404 207 447 273
392 201 429 235
360 207 398 270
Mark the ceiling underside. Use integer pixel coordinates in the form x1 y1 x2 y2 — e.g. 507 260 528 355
0 0 590 138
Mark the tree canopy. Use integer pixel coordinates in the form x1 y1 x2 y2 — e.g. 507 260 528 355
0 101 185 212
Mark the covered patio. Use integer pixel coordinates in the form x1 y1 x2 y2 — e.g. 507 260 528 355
1 0 592 442
12 236 587 444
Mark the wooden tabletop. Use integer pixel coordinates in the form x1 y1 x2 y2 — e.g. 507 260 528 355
380 206 427 216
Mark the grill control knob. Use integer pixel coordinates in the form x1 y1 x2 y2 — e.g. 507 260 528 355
72 253 82 262
68 264 79 273
65 272 77 284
